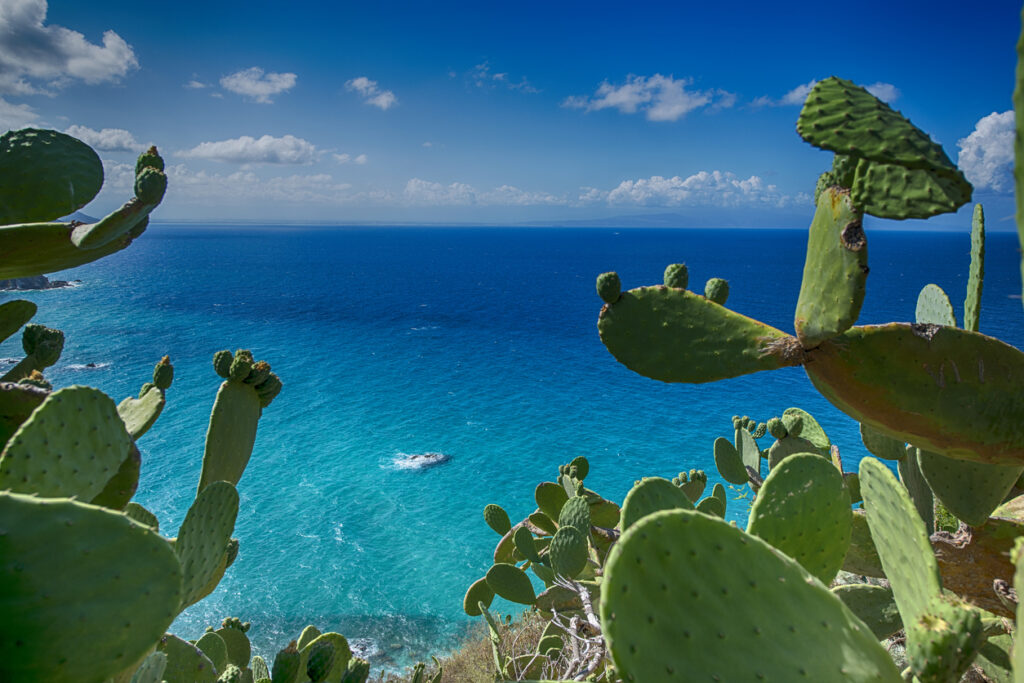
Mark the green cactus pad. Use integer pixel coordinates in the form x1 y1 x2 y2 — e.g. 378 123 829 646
512 526 541 563
196 631 230 672
831 584 902 640
842 509 885 577
549 525 589 578
917 449 1021 526
118 383 166 439
897 447 935 533
797 77 965 179
676 469 706 503
463 577 495 616
160 633 219 683
130 652 169 683
860 457 941 628
965 204 985 332
272 641 302 683
794 186 867 348
619 476 693 531
528 510 557 535
916 283 957 327
747 453 851 583
0 381 50 446
175 480 240 611
782 407 829 450
695 494 725 517
713 436 748 484
601 509 901 682
215 626 252 667
484 503 512 535
305 639 335 682
850 158 973 220
0 300 35 345
296 626 322 651
767 434 819 469
557 495 591 534
859 422 905 461
533 481 568 521
89 443 141 510
125 501 160 531
0 492 182 683
736 426 761 477
492 528 517 564
588 496 620 528
906 595 983 683
663 262 688 289
805 323 1024 465
485 563 536 605
0 128 104 224
596 271 621 303
0 385 133 500
199 379 262 491
250 655 270 680
598 284 799 384
0 323 64 382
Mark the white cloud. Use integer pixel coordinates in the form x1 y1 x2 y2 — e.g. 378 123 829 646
333 152 368 165
958 110 1014 192
591 171 802 208
422 141 433 148
345 76 397 110
184 79 208 89
758 79 900 107
65 124 145 152
403 179 564 206
220 67 297 103
0 96 38 131
0 0 137 95
563 74 731 122
469 61 539 93
163 164 354 204
178 134 318 164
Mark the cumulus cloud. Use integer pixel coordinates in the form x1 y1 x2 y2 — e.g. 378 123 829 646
65 124 145 152
586 171 804 208
562 74 732 122
345 76 397 110
0 0 137 95
220 67 297 103
403 179 564 206
333 153 368 165
958 110 1014 192
0 96 38 131
178 134 318 164
757 79 900 107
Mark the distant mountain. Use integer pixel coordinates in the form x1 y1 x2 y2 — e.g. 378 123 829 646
59 211 98 223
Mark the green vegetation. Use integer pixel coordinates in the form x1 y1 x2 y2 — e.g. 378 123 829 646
7 12 1024 683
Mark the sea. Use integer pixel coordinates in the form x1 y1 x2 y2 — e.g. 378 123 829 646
5 224 1023 669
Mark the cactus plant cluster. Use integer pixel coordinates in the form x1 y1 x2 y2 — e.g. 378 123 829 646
587 71 1024 682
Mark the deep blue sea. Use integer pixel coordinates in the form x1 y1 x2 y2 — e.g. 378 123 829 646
7 224 1024 668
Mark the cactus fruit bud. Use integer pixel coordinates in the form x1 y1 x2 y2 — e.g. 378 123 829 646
704 277 730 305
663 263 688 289
767 417 787 439
256 372 283 407
228 350 254 382
305 639 336 682
245 360 271 385
225 538 240 568
342 657 371 683
213 350 232 378
134 166 168 205
17 370 51 390
731 415 742 429
272 641 301 683
750 421 767 439
136 145 165 174
596 271 621 304
153 355 174 390
217 664 244 682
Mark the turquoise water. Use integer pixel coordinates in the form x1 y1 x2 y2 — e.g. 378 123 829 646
7 225 1023 667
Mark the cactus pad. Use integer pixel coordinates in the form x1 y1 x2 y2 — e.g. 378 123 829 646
199 370 263 492
965 204 984 332
600 509 901 682
196 631 230 672
832 583 902 640
0 128 103 224
0 492 182 683
463 577 495 616
485 563 536 605
619 476 693 531
805 323 1024 465
842 509 885 578
557 495 591 534
0 299 35 345
534 481 568 520
898 447 935 534
130 652 169 683
713 436 748 484
916 284 957 327
859 422 905 461
794 186 867 348
215 625 252 667
850 159 973 219
549 525 588 578
598 284 799 383
906 595 983 683
89 443 141 510
159 633 219 683
918 450 1021 526
0 385 133 500
512 526 540 563
175 480 240 611
747 453 851 583
483 503 512 535
118 381 167 439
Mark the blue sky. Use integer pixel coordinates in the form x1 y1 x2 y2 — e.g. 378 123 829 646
1 0 1021 227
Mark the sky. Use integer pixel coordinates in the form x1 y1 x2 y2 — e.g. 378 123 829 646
1 0 1021 227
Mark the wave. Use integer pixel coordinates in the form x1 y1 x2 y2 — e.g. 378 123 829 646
66 362 112 371
387 452 451 470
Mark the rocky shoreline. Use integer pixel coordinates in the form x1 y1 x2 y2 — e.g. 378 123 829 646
0 275 79 290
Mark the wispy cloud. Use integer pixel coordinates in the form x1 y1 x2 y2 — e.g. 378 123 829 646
403 179 564 206
345 76 398 110
958 110 1013 192
0 0 138 96
220 67 297 103
754 80 900 107
334 153 368 165
184 79 208 89
178 134 318 164
0 97 38 132
468 61 539 93
584 171 807 208
65 124 146 152
562 74 733 122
